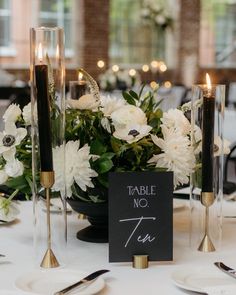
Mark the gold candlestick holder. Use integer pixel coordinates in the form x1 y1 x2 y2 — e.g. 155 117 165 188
40 171 60 268
198 192 215 252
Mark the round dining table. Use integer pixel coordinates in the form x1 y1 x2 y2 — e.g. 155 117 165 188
1 199 236 294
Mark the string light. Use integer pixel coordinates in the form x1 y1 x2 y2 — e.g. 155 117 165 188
150 81 159 90
129 69 136 76
150 60 159 69
97 60 105 68
164 81 172 88
142 64 149 72
112 65 119 72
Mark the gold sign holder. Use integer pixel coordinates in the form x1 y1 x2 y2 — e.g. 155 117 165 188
40 171 60 268
198 192 215 252
132 255 149 269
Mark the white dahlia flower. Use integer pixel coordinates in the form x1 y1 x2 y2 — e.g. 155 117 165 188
100 95 126 117
3 104 21 123
52 140 98 197
148 126 195 187
161 109 191 136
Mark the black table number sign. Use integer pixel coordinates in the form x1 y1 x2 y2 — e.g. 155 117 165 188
109 171 173 262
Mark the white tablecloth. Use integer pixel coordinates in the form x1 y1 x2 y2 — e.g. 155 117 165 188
1 201 236 294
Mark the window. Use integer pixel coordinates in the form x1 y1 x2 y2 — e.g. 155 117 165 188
200 0 236 67
0 0 11 47
110 0 168 66
39 0 72 51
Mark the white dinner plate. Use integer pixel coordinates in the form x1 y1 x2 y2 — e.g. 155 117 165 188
171 266 236 293
15 269 105 295
0 291 38 295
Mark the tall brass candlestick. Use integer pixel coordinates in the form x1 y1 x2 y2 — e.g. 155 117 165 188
35 43 59 268
40 171 59 268
198 73 215 252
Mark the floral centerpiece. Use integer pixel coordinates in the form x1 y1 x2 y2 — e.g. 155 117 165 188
0 86 194 205
140 0 173 30
0 70 230 219
98 68 140 92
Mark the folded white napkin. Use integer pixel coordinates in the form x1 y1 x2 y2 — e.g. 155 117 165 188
204 285 236 295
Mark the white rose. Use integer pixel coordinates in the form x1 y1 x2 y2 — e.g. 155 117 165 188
5 159 24 177
22 102 32 125
111 105 147 129
67 94 100 111
0 170 8 184
3 104 21 123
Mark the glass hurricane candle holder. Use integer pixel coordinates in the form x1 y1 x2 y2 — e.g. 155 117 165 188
30 27 66 267
190 82 225 252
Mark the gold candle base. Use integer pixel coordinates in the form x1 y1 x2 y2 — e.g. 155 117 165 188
198 192 216 252
40 171 60 268
40 248 60 268
132 255 149 269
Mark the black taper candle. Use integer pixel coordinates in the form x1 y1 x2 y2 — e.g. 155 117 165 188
70 81 86 99
201 93 215 192
35 64 53 171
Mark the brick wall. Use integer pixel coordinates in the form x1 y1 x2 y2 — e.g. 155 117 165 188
77 0 110 78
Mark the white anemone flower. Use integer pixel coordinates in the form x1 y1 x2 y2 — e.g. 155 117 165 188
0 122 27 155
67 94 100 111
161 109 191 136
52 140 98 197
100 95 126 117
113 124 152 144
111 105 147 129
148 126 195 187
3 104 21 123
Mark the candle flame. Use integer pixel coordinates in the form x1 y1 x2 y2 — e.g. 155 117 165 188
206 73 212 90
78 72 83 81
38 43 43 62
56 44 59 59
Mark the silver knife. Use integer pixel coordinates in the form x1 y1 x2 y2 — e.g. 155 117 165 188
54 269 110 295
214 262 236 279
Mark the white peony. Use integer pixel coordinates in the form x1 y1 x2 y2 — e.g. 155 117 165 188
161 109 191 136
5 159 24 177
111 105 147 129
113 124 152 144
0 122 27 155
3 104 21 123
148 126 195 187
67 94 100 111
100 95 126 117
52 140 98 197
22 102 32 125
